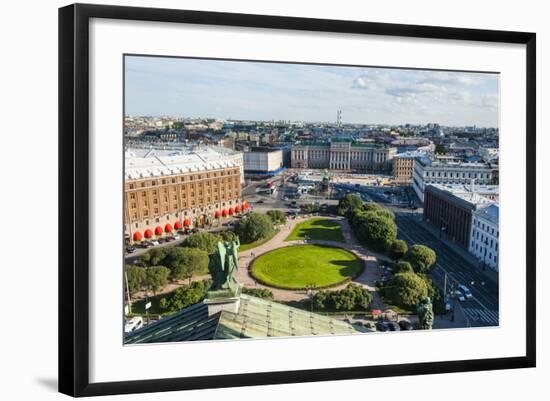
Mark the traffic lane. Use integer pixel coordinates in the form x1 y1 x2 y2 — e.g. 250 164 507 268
396 214 499 312
397 216 499 311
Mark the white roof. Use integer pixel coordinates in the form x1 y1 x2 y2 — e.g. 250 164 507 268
125 145 242 180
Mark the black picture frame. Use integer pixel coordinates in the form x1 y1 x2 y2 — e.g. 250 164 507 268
59 3 536 397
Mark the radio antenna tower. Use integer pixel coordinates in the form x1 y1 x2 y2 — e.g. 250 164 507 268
336 109 342 127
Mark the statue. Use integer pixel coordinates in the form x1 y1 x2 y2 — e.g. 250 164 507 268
416 297 434 330
208 237 241 299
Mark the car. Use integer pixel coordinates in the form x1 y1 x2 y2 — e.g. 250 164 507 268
445 301 452 311
125 246 136 254
375 322 389 332
150 240 160 246
191 228 199 233
177 230 186 235
458 285 473 299
124 316 144 333
170 234 180 240
257 199 265 204
398 320 413 330
386 321 401 331
141 241 154 249
157 237 166 244
164 236 174 242
453 290 466 302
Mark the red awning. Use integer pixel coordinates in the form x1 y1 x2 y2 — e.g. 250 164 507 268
144 229 153 238
154 226 163 235
133 231 142 241
183 218 191 227
164 223 173 233
174 221 182 230
214 211 221 219
235 205 242 213
228 207 235 215
242 201 249 209
372 309 382 315
222 209 228 217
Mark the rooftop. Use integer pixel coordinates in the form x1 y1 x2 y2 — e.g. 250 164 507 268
428 183 496 208
125 145 242 180
124 294 368 344
474 203 499 225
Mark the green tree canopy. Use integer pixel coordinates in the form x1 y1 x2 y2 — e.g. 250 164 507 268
140 247 168 266
363 202 395 220
266 209 287 225
143 266 170 296
386 272 429 308
313 283 372 311
182 231 220 254
164 247 209 283
389 239 408 261
159 280 211 312
337 194 363 216
394 260 414 273
218 230 238 243
125 264 146 297
405 244 437 273
352 210 397 252
234 213 274 243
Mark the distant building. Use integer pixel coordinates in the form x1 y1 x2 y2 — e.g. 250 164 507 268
243 147 284 175
392 151 426 183
413 157 493 202
469 203 499 271
291 140 396 172
423 184 494 248
124 145 246 243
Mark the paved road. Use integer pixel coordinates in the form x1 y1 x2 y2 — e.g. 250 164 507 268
395 212 499 327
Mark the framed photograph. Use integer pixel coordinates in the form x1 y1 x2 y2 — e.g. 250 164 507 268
58 3 536 397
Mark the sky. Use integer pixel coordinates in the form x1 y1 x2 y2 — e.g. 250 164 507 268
125 55 500 127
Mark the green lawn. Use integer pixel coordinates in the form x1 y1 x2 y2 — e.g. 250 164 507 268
239 229 279 252
251 244 363 290
285 218 344 242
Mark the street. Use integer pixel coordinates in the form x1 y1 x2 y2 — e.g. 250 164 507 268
395 211 499 327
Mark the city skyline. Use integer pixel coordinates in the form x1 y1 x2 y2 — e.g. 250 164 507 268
125 55 500 127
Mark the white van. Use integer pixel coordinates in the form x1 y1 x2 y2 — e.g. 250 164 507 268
124 316 144 333
458 285 473 299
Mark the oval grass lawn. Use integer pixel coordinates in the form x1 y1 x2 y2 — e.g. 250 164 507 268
251 244 363 290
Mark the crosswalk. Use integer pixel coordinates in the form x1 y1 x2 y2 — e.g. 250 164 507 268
462 307 499 326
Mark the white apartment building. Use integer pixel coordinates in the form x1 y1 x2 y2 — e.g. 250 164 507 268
469 203 499 271
412 156 493 202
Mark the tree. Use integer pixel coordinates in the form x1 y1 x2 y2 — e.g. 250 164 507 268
337 194 363 216
143 266 170 296
352 210 397 252
435 144 448 155
312 284 372 311
125 265 146 297
266 210 287 225
405 244 437 273
159 280 211 312
182 231 220 254
389 239 408 261
394 260 414 273
385 272 429 308
218 230 237 243
234 213 274 243
165 247 209 284
242 287 274 299
363 202 395 220
141 247 168 266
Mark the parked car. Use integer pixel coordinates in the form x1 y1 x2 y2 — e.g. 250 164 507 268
170 234 180 240
257 199 265 204
398 320 413 330
375 322 389 332
386 321 401 331
125 246 136 254
141 241 154 249
445 301 452 312
164 236 174 242
157 237 166 244
150 240 160 246
177 230 186 235
458 285 473 299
